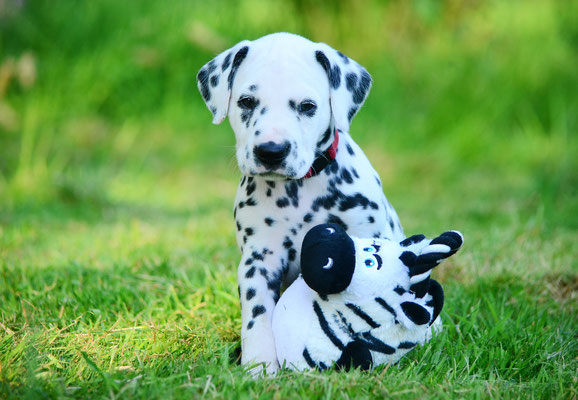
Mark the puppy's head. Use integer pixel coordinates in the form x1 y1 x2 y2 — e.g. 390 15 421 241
197 33 372 179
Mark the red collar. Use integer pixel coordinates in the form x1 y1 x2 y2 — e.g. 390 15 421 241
303 129 339 179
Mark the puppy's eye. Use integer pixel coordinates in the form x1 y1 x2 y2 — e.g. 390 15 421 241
297 100 317 115
238 95 257 110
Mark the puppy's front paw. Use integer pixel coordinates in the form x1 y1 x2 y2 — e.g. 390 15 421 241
241 329 279 377
245 360 280 378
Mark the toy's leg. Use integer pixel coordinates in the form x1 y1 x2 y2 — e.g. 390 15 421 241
335 339 373 371
427 279 444 325
401 231 463 298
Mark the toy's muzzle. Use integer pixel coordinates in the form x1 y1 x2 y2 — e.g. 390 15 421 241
300 223 356 295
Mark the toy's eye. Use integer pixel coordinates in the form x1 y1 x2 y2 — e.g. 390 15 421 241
322 257 334 270
364 257 376 268
363 247 372 252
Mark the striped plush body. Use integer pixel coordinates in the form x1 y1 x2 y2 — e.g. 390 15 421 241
272 224 463 371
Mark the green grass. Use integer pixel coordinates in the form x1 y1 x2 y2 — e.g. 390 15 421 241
0 0 576 398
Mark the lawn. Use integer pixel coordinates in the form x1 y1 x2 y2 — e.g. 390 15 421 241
0 0 576 398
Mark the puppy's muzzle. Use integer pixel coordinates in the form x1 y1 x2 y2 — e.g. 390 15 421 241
253 141 291 170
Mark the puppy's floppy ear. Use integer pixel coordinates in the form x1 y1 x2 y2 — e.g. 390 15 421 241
314 44 372 132
196 40 251 124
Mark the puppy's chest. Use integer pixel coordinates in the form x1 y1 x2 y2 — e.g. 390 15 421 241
233 161 385 248
234 176 332 242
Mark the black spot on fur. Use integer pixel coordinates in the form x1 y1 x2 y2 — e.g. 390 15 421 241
264 218 274 226
283 237 293 249
303 213 313 223
245 266 256 278
245 197 257 207
356 71 371 103
222 52 232 71
317 127 333 147
210 74 219 87
276 197 290 208
398 341 417 349
315 51 341 89
345 73 358 92
251 250 265 261
252 305 266 318
244 227 254 236
260 107 267 115
348 106 359 122
246 288 256 300
329 161 339 174
288 100 296 110
255 130 261 136
288 248 297 261
236 221 242 231
259 267 268 278
245 178 256 196
340 168 353 184
247 320 254 330
285 181 300 207
228 46 249 90
326 214 348 230
249 84 257 92
346 143 355 156
337 51 350 64
338 193 378 212
197 68 211 102
368 216 375 223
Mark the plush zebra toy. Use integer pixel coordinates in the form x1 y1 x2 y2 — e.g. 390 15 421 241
272 223 463 371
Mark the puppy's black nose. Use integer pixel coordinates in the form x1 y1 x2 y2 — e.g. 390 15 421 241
254 141 291 169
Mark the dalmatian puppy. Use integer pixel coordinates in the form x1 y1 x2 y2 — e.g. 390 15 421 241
197 32 404 374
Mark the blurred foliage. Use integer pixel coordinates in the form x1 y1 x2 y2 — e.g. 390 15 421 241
1 0 576 212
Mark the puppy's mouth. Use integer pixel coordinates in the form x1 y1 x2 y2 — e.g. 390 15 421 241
255 171 299 180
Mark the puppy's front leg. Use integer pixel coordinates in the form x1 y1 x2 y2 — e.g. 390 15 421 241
237 247 286 375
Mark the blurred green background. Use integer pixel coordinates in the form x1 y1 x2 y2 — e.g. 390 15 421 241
0 0 576 397
1 0 576 230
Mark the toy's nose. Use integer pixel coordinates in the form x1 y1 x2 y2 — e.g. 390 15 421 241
301 223 356 295
253 141 291 169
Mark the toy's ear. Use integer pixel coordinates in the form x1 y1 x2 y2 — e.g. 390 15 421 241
196 41 251 124
314 44 372 133
301 223 356 295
